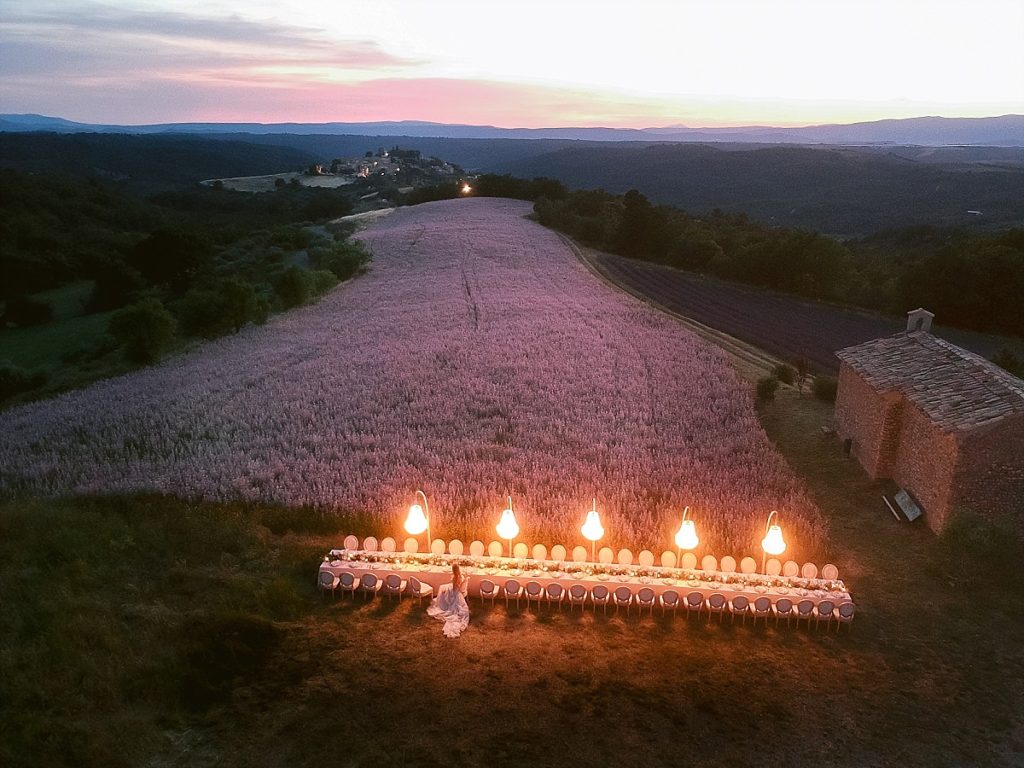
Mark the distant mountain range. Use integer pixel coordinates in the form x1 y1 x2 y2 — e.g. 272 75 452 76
2 113 1023 146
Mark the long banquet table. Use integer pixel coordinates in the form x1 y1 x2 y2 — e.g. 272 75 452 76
319 554 853 608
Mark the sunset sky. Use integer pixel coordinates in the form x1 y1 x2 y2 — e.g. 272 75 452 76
1 0 1022 128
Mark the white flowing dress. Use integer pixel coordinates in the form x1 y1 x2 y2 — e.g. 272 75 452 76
427 579 470 638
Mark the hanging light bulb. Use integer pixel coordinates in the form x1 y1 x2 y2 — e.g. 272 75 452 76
674 506 699 551
496 496 520 558
581 499 605 562
761 511 786 556
404 503 428 535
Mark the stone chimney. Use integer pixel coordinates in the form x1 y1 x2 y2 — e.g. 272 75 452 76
907 308 935 333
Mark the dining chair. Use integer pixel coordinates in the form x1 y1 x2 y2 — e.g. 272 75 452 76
612 586 634 615
636 587 656 615
617 549 633 566
545 582 565 610
765 558 782 576
638 550 655 567
318 570 339 598
503 579 522 610
751 597 772 627
591 584 611 613
513 542 529 559
430 538 446 555
469 540 485 557
801 562 819 579
343 534 359 551
403 537 419 554
380 537 396 553
782 560 800 577
814 600 836 631
550 545 567 562
705 593 727 622
772 597 794 627
533 543 548 562
739 557 757 574
719 555 737 574
525 581 544 610
487 540 504 557
405 576 433 602
660 551 677 568
362 536 378 553
448 539 464 556
568 584 588 611
479 579 499 606
701 554 718 574
382 574 406 601
728 595 750 624
821 563 840 581
572 546 588 563
339 571 360 600
659 589 680 616
598 547 614 564
835 602 856 632
681 552 698 570
685 591 705 619
795 599 815 628
359 572 382 600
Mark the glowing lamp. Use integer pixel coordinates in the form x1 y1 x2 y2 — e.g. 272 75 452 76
461 183 472 194
674 506 698 550
404 491 432 548
760 510 786 573
581 499 605 562
496 497 520 557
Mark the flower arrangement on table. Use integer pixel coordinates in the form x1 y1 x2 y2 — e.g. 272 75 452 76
323 549 848 593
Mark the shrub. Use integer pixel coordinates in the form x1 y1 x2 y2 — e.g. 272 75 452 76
108 298 177 363
2 295 53 327
0 362 47 401
813 375 839 402
756 376 779 401
772 363 795 385
274 266 314 308
317 241 370 281
178 279 259 339
991 348 1024 378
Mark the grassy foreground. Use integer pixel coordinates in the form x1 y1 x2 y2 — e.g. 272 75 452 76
2 393 1023 767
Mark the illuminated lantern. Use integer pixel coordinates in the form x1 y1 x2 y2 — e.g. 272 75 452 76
404 490 431 549
581 499 605 562
761 510 786 573
496 497 520 558
674 506 699 563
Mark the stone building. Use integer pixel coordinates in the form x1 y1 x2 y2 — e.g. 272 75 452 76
834 309 1024 534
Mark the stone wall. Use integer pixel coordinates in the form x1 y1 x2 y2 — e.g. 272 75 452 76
835 363 901 478
953 413 1024 536
890 400 959 532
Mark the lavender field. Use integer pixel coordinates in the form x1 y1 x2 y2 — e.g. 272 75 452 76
0 199 823 555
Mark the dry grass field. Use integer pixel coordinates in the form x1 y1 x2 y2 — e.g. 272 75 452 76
3 392 1022 768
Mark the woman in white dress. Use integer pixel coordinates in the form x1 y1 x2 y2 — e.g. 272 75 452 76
427 563 470 638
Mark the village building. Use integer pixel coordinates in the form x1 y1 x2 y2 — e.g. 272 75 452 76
834 309 1024 534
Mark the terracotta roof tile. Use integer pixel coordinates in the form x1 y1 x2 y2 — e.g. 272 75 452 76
836 332 1024 432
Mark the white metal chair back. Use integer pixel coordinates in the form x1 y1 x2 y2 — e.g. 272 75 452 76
339 571 358 595
801 562 819 579
546 583 564 601
766 558 782 576
821 563 839 581
380 537 396 552
384 574 402 590
403 537 419 553
448 539 464 555
532 544 548 562
479 579 498 599
551 544 567 562
598 547 614 564
613 586 633 611
660 590 680 609
343 534 359 550
686 592 704 609
816 600 835 620
319 571 339 591
572 546 588 563
783 560 800 577
638 550 655 567
362 536 378 552
469 540 485 557
513 542 529 559
701 555 718 573
591 584 610 602
681 552 698 570
429 538 445 555
796 599 815 622
637 587 656 612
719 555 736 573
838 602 855 619
569 584 587 602
525 581 543 598
617 548 633 565
739 557 757 574
660 551 677 568
488 540 503 557
708 593 726 610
